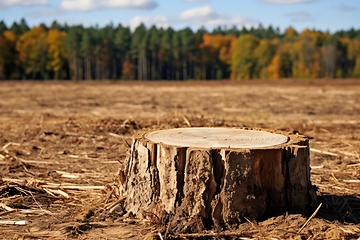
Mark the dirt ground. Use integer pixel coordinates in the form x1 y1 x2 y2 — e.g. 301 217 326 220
0 80 359 239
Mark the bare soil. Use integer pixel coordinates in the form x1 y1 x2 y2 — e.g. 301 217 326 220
0 80 359 239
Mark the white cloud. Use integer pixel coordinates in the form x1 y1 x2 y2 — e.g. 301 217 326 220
262 0 315 4
126 5 258 32
60 0 158 11
179 6 258 29
205 16 257 29
0 0 48 7
60 0 97 11
103 0 158 9
179 5 217 21
128 15 170 31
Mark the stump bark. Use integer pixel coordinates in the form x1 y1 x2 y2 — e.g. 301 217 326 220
119 128 315 232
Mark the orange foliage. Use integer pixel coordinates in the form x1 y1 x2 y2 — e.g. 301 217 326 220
267 54 282 79
201 34 236 65
122 58 132 80
3 30 17 44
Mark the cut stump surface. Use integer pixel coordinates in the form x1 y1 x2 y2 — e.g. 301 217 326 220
120 128 315 232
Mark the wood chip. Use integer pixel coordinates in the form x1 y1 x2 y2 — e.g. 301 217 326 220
310 165 324 169
342 180 360 183
55 171 80 179
0 220 26 225
0 203 15 211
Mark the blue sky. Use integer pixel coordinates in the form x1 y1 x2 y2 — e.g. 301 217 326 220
0 0 359 32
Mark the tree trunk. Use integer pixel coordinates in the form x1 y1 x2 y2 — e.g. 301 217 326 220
152 51 156 80
142 53 148 80
137 52 142 81
87 57 92 80
120 128 316 233
167 57 171 80
183 59 187 80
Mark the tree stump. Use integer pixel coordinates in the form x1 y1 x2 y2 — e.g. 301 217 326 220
120 128 315 232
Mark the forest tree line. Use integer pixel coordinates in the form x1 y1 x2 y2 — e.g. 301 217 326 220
1 19 360 81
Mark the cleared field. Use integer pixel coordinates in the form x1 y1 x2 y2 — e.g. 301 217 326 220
0 80 359 239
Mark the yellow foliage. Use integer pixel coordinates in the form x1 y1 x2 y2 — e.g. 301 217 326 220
267 54 282 79
231 34 259 80
16 26 47 75
284 27 297 39
46 29 67 74
353 55 360 77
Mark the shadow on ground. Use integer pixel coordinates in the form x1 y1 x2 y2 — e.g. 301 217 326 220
317 194 360 224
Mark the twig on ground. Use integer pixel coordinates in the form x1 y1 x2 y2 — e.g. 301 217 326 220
244 216 256 228
1 142 20 151
182 115 191 127
174 232 252 239
105 196 126 211
297 203 322 234
2 177 105 190
310 148 338 157
43 188 70 198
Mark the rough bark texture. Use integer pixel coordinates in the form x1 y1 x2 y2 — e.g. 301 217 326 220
119 128 316 233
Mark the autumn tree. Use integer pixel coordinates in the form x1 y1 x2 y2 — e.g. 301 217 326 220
46 29 67 79
267 53 282 79
254 39 277 79
200 34 235 79
16 26 47 79
291 29 323 78
283 26 298 40
231 34 260 80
